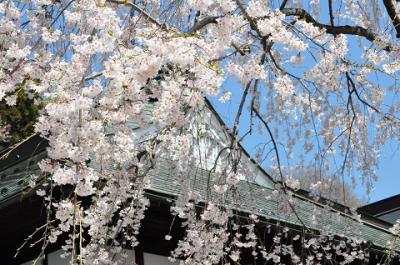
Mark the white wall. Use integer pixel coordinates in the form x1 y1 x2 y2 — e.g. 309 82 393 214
46 249 135 265
47 250 68 265
190 106 274 188
143 253 179 265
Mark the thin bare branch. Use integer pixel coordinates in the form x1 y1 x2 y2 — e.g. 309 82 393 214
108 0 166 29
328 0 334 27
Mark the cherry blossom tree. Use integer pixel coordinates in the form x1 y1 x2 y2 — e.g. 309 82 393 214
1 0 400 264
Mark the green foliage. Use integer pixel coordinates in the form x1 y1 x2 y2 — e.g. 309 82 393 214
0 83 43 147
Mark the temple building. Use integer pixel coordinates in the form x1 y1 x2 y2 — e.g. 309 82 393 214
0 103 399 265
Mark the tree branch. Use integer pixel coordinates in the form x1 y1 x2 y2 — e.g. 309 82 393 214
252 104 312 231
252 107 283 181
236 0 263 36
345 72 381 115
328 0 334 27
187 16 220 34
280 0 289 10
282 8 376 41
382 0 400 38
108 0 165 29
281 8 394 51
232 81 252 137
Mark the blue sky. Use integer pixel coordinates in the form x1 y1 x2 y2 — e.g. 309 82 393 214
210 74 400 205
367 143 400 202
206 0 400 205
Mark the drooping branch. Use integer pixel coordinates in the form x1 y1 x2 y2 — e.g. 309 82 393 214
251 104 312 232
345 72 382 115
382 0 400 38
251 106 283 181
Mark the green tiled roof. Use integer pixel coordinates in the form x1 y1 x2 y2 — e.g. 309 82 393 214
149 159 396 249
0 151 396 250
0 152 45 203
